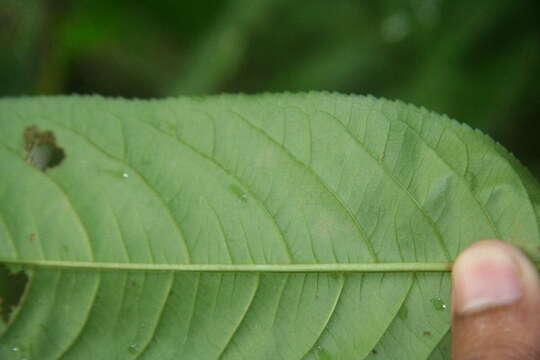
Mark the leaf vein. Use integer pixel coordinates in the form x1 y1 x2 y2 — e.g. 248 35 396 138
229 107 377 263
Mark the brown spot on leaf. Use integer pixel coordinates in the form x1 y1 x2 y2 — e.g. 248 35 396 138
423 331 432 336
28 233 36 242
24 126 65 171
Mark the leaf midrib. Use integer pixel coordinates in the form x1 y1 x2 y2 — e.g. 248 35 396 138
0 259 455 272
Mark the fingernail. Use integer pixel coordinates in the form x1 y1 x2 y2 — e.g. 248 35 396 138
453 242 523 314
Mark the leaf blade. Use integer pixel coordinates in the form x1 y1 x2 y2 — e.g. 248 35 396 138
0 93 538 359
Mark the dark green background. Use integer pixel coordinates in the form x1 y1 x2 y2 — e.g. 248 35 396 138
1 0 539 176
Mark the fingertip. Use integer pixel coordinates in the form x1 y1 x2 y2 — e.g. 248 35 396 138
452 240 525 314
451 239 540 359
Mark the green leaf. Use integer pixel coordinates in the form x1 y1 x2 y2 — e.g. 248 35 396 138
0 93 538 359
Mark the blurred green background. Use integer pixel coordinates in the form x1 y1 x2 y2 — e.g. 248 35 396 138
1 0 539 177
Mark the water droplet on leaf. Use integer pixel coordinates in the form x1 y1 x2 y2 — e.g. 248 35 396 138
430 297 447 311
228 184 248 203
398 305 408 320
128 344 138 354
316 346 332 360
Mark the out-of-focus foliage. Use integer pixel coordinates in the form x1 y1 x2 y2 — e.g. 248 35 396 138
1 0 539 176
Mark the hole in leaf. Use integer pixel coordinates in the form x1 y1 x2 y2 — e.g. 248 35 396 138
24 126 66 171
0 265 28 323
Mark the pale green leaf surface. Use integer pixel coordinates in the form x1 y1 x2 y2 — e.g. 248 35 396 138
0 93 538 359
